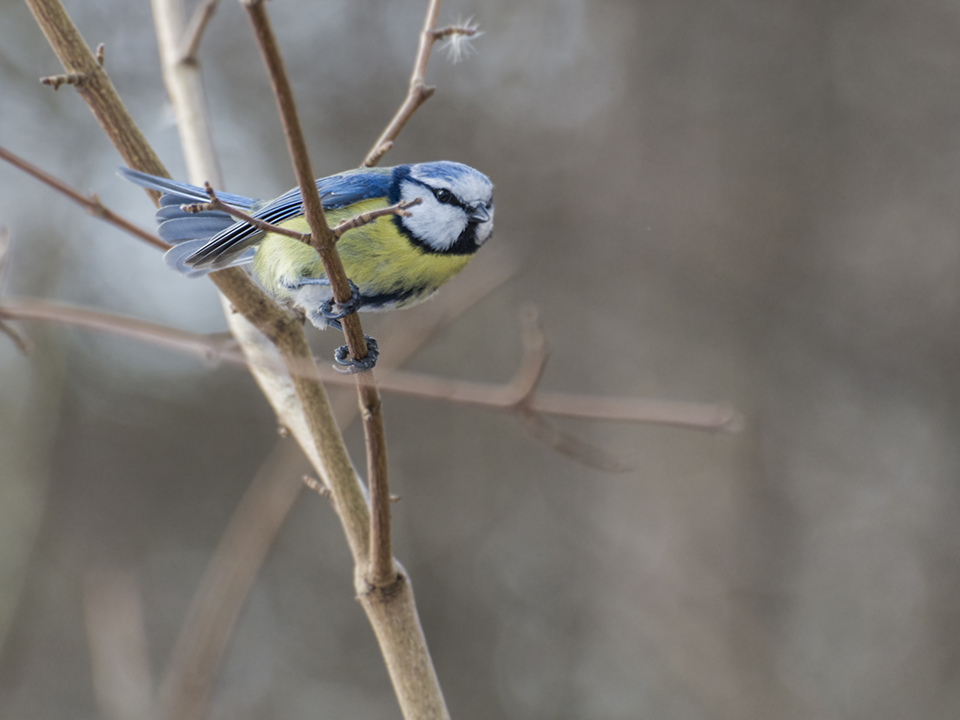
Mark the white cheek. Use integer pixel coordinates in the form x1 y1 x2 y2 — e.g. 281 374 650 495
400 186 467 251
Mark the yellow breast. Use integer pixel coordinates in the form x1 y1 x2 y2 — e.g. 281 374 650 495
251 199 474 309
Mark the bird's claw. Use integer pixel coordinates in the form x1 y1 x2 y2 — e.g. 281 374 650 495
333 335 379 374
319 279 362 325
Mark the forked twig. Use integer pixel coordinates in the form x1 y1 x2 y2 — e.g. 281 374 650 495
361 0 478 167
331 197 421 240
178 0 220 64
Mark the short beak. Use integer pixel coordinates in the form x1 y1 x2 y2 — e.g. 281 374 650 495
468 202 491 223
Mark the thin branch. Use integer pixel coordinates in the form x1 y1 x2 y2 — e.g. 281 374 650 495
186 184 420 246
151 0 223 186
331 198 421 241
240 0 399 621
178 0 220 65
0 145 168 251
499 309 634 471
184 183 310 242
0 225 33 355
365 386 393 586
0 297 743 434
0 318 30 355
25 0 168 182
361 0 443 167
241 0 372 367
0 227 32 354
517 409 637 473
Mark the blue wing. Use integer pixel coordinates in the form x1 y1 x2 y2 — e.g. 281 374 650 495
184 169 396 271
120 167 396 274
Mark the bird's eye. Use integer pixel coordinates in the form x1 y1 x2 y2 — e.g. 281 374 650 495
432 187 456 205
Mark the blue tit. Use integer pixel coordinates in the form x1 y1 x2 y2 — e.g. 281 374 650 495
120 162 495 339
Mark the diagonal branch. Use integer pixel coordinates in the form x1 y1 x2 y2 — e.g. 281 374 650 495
361 0 442 167
239 0 396 592
236 4 442 717
178 0 220 64
184 183 310 242
0 145 168 251
185 183 421 244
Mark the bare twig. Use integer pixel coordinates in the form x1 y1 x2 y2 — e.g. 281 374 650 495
25 0 168 182
187 184 420 246
331 198 421 241
517 409 637 472
0 297 743 434
95 42 105 66
0 314 30 354
235 10 425 707
184 183 310 242
505 307 550 406
241 0 372 365
40 71 87 89
178 0 220 64
361 0 443 167
0 145 168 251
151 0 223 186
240 0 400 611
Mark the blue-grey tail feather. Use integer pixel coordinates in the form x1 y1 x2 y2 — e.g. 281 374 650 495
163 240 256 276
158 215 237 244
119 168 256 208
120 167 261 275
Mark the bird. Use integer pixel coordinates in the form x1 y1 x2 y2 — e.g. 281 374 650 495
120 161 494 370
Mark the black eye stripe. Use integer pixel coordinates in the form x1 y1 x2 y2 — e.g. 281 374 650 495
431 186 461 207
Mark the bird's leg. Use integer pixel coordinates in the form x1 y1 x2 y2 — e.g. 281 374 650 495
286 276 378 371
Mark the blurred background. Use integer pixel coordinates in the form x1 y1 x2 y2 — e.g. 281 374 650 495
2 0 960 718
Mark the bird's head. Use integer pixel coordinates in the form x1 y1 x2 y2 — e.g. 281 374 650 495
392 161 494 255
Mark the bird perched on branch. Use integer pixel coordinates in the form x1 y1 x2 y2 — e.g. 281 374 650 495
120 161 494 370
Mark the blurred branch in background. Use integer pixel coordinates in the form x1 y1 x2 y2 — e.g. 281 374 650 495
83 570 154 720
0 295 740 437
0 226 32 354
